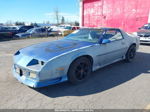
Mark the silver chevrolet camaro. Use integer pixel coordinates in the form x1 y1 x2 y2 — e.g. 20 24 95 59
12 28 140 88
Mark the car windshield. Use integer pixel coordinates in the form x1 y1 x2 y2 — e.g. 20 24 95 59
1 26 18 30
141 24 150 30
9 27 18 30
64 29 104 43
26 28 34 33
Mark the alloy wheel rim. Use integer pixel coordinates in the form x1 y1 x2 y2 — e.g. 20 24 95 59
129 48 136 59
75 62 89 80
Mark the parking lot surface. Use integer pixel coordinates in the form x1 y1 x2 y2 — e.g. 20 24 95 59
0 38 150 109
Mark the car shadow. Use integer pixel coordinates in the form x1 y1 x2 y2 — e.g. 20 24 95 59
0 38 12 42
140 43 150 46
34 52 150 98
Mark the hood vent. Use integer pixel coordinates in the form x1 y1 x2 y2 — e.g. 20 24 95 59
27 59 39 66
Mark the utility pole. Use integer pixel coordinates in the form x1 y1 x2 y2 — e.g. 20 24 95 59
54 8 59 25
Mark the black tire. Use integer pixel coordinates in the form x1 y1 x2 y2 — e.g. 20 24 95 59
125 45 136 62
68 57 92 84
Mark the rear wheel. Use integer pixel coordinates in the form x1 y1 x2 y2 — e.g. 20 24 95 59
68 57 92 84
125 45 136 62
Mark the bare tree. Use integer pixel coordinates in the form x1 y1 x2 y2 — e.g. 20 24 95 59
5 20 13 26
15 21 25 26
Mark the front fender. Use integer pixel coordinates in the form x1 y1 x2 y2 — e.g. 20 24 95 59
70 51 91 62
39 49 93 81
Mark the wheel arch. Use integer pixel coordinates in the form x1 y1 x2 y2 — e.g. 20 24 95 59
130 43 136 47
129 43 137 51
71 55 93 66
67 55 94 73
126 43 137 54
67 55 93 83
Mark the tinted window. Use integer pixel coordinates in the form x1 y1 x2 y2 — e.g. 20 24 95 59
1 27 9 30
142 26 149 29
26 28 34 33
147 26 150 30
35 29 41 32
141 24 150 30
23 26 33 28
41 28 46 32
10 27 17 30
19 26 33 31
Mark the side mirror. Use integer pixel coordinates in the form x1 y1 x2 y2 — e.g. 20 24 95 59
99 38 111 44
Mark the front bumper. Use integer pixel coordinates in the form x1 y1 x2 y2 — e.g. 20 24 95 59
140 37 150 44
12 66 68 88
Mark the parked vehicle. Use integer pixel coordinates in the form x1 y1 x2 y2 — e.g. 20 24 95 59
18 25 34 33
137 23 150 44
51 26 67 35
12 28 139 88
138 23 150 30
0 26 19 38
47 28 62 36
14 27 48 38
49 25 76 36
0 25 34 39
62 26 80 36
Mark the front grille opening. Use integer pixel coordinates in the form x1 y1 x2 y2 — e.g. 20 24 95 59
27 59 39 66
41 61 45 65
20 69 23 76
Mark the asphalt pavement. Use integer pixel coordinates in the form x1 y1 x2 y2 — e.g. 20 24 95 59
0 38 150 109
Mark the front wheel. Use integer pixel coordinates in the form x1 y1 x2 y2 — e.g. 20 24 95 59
125 45 136 62
68 57 92 84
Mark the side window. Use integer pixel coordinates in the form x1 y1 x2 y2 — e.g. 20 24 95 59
35 29 41 33
104 30 123 42
143 26 148 29
34 29 39 33
142 24 150 29
41 28 46 32
20 27 27 31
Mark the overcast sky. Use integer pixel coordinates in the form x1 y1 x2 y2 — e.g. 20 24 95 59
0 0 79 23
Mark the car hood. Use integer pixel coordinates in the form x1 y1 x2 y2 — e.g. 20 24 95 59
18 39 94 61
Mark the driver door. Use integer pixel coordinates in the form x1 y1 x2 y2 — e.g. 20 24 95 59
95 29 128 67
